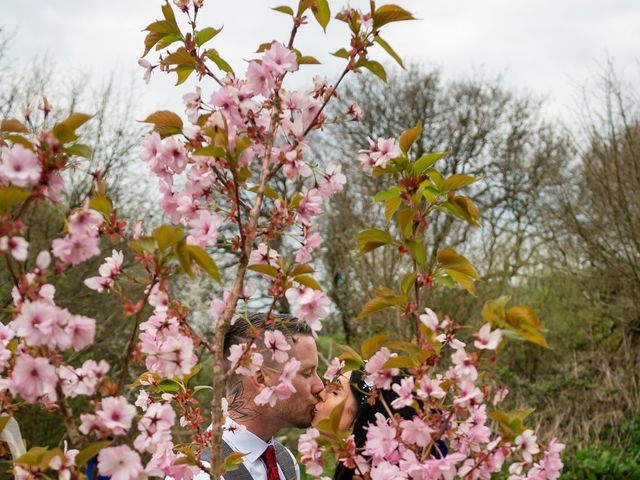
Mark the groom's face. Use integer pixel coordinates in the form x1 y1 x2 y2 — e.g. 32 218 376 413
271 334 323 428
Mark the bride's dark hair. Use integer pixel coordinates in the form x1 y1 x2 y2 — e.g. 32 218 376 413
333 371 447 480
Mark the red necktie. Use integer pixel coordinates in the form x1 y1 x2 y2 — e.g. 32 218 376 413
261 445 280 480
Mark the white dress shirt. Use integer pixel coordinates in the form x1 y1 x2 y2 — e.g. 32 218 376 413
191 421 300 480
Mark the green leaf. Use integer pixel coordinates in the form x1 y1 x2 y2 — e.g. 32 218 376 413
361 333 388 359
156 378 182 392
0 415 11 435
52 113 93 143
272 5 294 15
396 207 415 238
400 271 417 296
154 225 182 251
290 264 314 276
332 48 349 59
482 296 510 327
385 196 402 222
374 186 402 202
143 110 183 130
4 134 34 149
505 306 547 347
129 237 156 254
399 122 422 154
145 20 179 35
175 65 195 86
311 0 331 31
297 55 321 65
449 195 481 226
248 264 279 277
337 344 364 370
88 195 113 215
1 118 28 133
156 33 182 50
373 4 415 29
433 273 456 288
162 1 178 27
196 27 222 47
174 240 193 276
294 274 322 291
440 173 478 192
437 248 478 278
75 441 112 467
489 408 535 439
445 268 476 295
355 228 394 254
205 49 234 74
193 145 226 158
383 356 415 369
361 60 387 82
405 240 426 267
374 35 404 67
0 186 30 213
64 143 92 159
187 245 221 281
143 31 164 57
16 447 64 468
223 452 248 473
163 48 196 66
412 152 448 174
358 294 405 319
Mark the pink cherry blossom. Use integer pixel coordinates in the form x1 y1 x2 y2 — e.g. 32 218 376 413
49 442 79 480
84 250 124 292
248 243 279 267
36 250 51 269
436 332 466 350
419 308 440 331
98 445 144 480
65 314 96 351
0 236 29 262
370 461 406 480
263 41 298 75
363 412 398 462
364 347 399 390
42 170 64 201
0 144 41 187
298 428 324 476
474 323 503 350
183 86 202 123
246 61 276 97
515 429 540 463
295 231 322 264
264 329 291 363
324 358 345 382
227 343 264 377
285 288 330 333
138 58 153 84
97 396 137 435
139 316 197 377
10 353 58 402
348 102 363 122
52 233 100 265
416 375 446 400
296 188 323 225
317 164 346 200
186 210 222 247
68 208 103 237
134 402 176 453
11 300 67 348
400 417 434 448
391 377 415 409
254 359 300 407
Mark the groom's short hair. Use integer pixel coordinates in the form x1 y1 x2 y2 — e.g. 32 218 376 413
223 312 313 381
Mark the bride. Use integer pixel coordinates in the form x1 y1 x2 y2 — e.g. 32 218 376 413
312 370 448 479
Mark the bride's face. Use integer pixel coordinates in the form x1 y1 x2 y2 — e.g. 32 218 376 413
313 374 358 431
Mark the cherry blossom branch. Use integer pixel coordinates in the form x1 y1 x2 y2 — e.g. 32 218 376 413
116 274 158 395
57 386 82 446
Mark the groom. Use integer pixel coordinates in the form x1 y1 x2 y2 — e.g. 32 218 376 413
197 312 324 480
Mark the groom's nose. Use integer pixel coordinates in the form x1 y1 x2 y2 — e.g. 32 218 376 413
311 372 324 397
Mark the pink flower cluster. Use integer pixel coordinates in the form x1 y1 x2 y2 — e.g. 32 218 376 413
52 207 103 265
358 137 402 171
139 310 197 378
301 318 564 479
84 249 124 292
285 287 331 334
254 357 300 407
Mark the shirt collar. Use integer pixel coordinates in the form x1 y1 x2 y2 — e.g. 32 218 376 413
222 417 272 464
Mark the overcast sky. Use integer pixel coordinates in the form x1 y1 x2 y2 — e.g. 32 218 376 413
2 0 639 120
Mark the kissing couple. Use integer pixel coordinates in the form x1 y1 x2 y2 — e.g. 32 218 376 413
191 311 428 480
